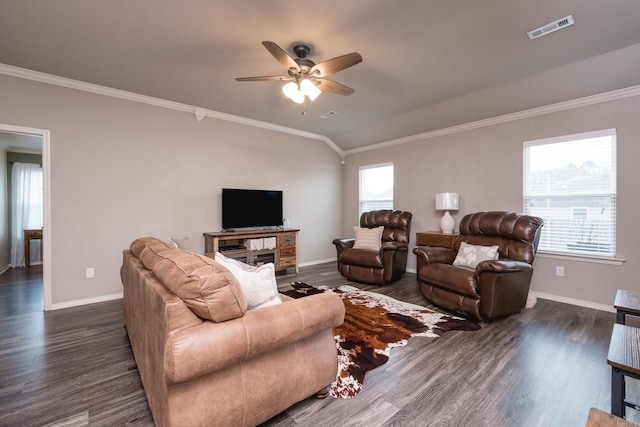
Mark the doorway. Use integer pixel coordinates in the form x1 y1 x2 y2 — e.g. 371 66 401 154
0 124 51 310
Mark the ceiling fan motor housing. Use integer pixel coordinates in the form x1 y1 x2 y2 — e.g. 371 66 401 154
293 44 311 58
293 45 315 72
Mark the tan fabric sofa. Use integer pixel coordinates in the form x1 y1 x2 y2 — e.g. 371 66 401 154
121 237 345 427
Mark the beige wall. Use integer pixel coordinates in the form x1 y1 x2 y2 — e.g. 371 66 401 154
2 68 639 309
0 74 343 306
342 95 640 307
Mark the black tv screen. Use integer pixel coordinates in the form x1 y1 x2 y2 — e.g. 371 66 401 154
222 188 283 230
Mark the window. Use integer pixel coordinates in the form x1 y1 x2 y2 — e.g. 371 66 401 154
523 129 616 257
359 163 393 216
10 162 44 267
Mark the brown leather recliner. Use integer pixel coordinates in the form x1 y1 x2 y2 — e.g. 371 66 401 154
333 210 412 285
413 211 543 320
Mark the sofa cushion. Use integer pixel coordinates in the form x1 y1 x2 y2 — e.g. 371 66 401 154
339 248 383 268
452 242 499 269
151 249 247 322
130 236 174 258
214 252 282 310
352 226 384 251
139 243 176 271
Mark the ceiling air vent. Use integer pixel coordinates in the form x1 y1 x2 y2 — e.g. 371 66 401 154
319 111 338 119
527 15 574 40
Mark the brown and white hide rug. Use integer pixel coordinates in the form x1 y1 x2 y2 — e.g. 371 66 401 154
282 282 480 399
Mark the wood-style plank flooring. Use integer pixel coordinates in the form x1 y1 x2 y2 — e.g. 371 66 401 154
0 263 637 426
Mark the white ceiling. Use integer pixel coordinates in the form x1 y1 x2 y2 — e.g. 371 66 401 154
2 1 640 151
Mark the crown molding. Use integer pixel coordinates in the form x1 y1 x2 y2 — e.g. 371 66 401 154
343 84 640 155
4 62 637 160
0 63 345 157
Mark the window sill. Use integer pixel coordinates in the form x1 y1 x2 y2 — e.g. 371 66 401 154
537 251 625 266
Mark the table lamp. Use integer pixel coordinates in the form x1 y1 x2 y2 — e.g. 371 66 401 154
435 192 459 234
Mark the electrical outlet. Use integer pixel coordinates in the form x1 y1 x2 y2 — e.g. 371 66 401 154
86 267 95 278
555 266 565 277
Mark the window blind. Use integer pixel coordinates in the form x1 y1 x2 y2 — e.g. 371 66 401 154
359 163 393 216
523 129 616 257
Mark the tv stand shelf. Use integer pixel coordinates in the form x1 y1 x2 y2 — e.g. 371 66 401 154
203 229 299 273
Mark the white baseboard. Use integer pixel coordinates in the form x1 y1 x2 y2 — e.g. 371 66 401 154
0 264 11 275
533 291 615 313
49 292 123 311
43 273 613 315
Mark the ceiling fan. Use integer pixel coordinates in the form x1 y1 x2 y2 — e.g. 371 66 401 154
236 41 362 104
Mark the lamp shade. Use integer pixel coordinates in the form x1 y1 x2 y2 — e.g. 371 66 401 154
435 192 459 211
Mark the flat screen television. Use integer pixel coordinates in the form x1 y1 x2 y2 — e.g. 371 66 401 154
222 188 283 230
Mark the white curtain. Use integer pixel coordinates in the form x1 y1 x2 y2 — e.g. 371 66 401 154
10 162 43 268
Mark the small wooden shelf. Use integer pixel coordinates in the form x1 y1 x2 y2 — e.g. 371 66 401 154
203 229 299 273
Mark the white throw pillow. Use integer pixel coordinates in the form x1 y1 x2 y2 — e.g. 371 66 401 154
352 226 384 251
214 252 281 309
452 241 499 269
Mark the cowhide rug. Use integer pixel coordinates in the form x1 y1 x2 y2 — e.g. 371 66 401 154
282 282 481 399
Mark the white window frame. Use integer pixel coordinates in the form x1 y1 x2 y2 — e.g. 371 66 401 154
523 129 617 260
359 162 393 217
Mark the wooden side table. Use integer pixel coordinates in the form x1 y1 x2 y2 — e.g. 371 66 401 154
607 323 640 418
415 231 458 249
585 407 637 426
614 289 640 325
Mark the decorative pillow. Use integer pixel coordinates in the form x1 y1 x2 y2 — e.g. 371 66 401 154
452 241 500 269
352 226 384 251
151 249 247 322
214 252 282 310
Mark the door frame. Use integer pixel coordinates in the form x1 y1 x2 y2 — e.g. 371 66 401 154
1 123 52 310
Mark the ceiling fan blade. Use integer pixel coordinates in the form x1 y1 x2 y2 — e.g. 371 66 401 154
235 75 290 82
315 79 355 96
262 41 300 71
310 52 362 77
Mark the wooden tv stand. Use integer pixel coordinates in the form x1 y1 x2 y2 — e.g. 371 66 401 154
203 229 299 273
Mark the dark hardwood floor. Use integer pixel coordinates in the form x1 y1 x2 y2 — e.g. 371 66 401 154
0 263 636 426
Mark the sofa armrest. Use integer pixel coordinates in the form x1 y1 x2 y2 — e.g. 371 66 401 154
333 238 355 259
413 246 457 264
476 259 533 274
333 238 355 250
165 291 345 383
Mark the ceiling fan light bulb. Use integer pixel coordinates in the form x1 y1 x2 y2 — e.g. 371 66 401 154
292 91 305 104
282 82 298 99
300 79 321 101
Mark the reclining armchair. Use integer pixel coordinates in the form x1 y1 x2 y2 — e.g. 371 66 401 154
413 211 543 320
333 210 412 285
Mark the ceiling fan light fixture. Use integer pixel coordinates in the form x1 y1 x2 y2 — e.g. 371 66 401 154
300 79 321 101
282 82 305 104
282 81 299 98
282 79 320 103
292 91 305 104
